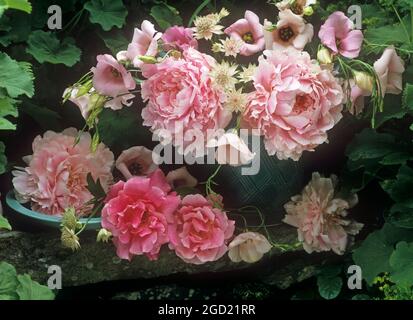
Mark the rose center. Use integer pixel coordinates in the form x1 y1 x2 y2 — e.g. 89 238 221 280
242 32 254 44
278 26 295 42
293 94 314 113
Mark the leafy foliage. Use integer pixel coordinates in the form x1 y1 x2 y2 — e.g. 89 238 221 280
150 2 183 29
0 0 32 18
0 52 34 98
84 0 128 31
0 215 11 231
0 141 6 174
316 265 343 300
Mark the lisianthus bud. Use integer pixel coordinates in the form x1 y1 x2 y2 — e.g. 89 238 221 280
353 71 374 92
61 227 81 251
303 6 314 16
97 228 112 243
317 47 333 65
138 55 158 64
76 80 93 98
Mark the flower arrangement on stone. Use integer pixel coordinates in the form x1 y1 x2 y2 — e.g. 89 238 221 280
11 0 406 265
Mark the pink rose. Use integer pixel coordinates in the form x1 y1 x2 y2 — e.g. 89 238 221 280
162 26 198 51
167 194 235 265
91 54 136 97
116 20 162 68
141 48 232 154
12 128 114 216
224 10 265 56
115 146 159 180
102 169 181 261
283 173 363 255
264 10 313 51
374 46 405 95
243 49 343 161
318 11 363 59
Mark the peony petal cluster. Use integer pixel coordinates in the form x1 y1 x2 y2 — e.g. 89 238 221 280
117 20 162 68
162 26 198 51
318 11 363 59
224 10 265 56
167 194 235 265
283 172 363 255
242 49 344 161
12 128 114 216
102 169 181 261
141 47 232 154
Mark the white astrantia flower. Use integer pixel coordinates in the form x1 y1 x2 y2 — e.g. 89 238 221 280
210 61 239 91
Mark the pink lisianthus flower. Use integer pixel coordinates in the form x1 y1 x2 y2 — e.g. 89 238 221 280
167 194 235 265
166 167 198 189
162 26 198 51
141 48 232 155
242 49 343 161
12 128 114 216
115 146 159 180
102 169 181 261
283 172 363 255
374 46 405 95
264 10 313 51
224 10 265 56
91 54 136 98
318 11 363 59
116 20 162 68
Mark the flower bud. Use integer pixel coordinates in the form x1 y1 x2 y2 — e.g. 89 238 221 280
353 71 374 92
317 47 333 65
61 207 79 230
303 6 314 16
138 55 158 64
97 228 112 243
61 227 81 251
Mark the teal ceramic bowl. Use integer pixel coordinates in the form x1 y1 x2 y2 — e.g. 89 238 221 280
6 191 102 230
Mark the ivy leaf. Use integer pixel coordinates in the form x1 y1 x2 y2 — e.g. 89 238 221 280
0 53 34 98
0 141 6 174
26 31 81 66
0 0 32 17
150 3 182 29
16 274 55 300
84 0 127 31
0 215 11 230
317 275 342 300
0 262 18 299
389 242 413 287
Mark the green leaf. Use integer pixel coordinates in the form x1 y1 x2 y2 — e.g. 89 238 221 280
150 3 182 29
0 141 6 174
0 12 31 47
389 242 413 287
0 215 12 230
0 95 18 130
26 31 81 66
16 274 55 300
99 31 129 56
353 223 413 284
86 173 106 200
84 0 127 31
20 101 62 131
352 294 371 300
403 83 413 111
317 275 342 300
365 21 411 53
0 0 32 17
0 262 18 299
0 53 34 98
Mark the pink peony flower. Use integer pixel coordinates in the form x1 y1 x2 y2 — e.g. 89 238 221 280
374 46 405 95
283 172 363 255
166 167 198 189
318 11 363 59
264 10 313 51
167 194 235 265
115 146 159 180
91 54 136 97
141 48 232 154
228 232 272 263
102 169 181 261
243 49 343 161
207 132 255 166
116 20 162 68
162 26 198 51
224 10 265 56
12 128 114 216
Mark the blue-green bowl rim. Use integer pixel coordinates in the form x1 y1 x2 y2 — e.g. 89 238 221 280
6 191 101 230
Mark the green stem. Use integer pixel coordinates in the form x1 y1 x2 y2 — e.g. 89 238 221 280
75 203 102 236
188 0 212 27
392 5 410 43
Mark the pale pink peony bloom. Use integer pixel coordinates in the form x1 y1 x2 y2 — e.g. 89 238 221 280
12 128 114 216
207 132 255 166
318 11 363 59
162 26 198 51
141 48 232 155
166 167 198 189
243 49 343 161
102 169 181 261
167 194 235 264
264 10 313 51
228 232 272 263
374 46 405 95
283 172 363 255
91 54 136 97
116 20 162 68
115 146 159 180
224 10 265 56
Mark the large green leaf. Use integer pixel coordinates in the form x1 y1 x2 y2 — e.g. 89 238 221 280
0 215 11 230
0 95 18 130
0 53 34 98
0 0 32 17
16 274 55 300
99 31 129 56
0 262 18 299
0 141 6 174
317 275 342 300
26 30 81 66
389 242 413 287
150 3 182 29
84 0 127 31
0 13 31 47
